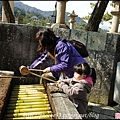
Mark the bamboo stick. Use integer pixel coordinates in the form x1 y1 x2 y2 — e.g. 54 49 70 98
13 85 44 89
8 101 49 106
6 107 51 114
29 69 44 72
14 84 44 87
8 102 50 107
11 92 45 95
5 111 52 118
13 86 44 89
9 98 48 104
10 96 47 101
7 104 50 110
13 87 45 91
14 90 45 93
11 91 46 95
11 93 47 98
19 65 44 73
10 94 47 98
12 89 45 93
12 114 52 119
12 91 46 94
19 65 57 83
29 71 57 83
0 76 25 78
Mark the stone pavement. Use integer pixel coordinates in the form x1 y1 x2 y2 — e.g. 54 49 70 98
87 102 120 119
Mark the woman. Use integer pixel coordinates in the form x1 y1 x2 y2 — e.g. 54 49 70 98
29 28 87 81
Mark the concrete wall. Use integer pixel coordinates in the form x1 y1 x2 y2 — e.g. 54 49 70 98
0 23 120 105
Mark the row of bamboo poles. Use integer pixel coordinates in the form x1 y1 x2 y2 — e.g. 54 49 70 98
4 84 53 119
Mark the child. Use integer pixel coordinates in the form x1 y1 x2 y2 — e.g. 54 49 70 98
57 63 96 116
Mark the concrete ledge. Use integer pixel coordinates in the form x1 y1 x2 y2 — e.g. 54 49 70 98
46 84 82 119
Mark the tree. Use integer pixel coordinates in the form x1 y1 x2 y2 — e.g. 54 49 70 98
2 1 15 23
85 0 109 32
82 2 112 24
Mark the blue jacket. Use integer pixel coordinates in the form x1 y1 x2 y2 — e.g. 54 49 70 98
30 38 87 78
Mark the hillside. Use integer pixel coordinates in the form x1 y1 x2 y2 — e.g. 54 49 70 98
0 1 86 25
14 1 86 24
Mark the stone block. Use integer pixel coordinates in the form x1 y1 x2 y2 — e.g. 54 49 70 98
87 102 116 119
87 31 107 51
114 62 120 104
105 33 118 53
70 29 88 45
52 27 70 40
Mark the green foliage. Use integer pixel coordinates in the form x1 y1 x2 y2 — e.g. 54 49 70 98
39 19 46 26
103 12 112 21
82 13 91 21
14 5 48 26
90 2 96 9
23 17 30 24
66 21 87 31
82 2 113 23
20 9 26 17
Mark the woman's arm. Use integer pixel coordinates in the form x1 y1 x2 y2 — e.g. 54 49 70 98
29 51 49 69
50 43 70 73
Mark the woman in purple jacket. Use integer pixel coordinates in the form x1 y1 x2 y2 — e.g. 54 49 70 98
29 28 87 81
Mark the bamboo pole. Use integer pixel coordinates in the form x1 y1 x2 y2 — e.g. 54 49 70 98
12 114 52 119
10 94 47 98
8 102 50 107
12 91 45 94
10 96 47 100
6 107 51 114
10 93 47 98
13 85 44 88
5 111 52 118
14 84 44 87
7 104 50 110
13 87 45 90
0 76 25 78
19 65 57 83
29 69 44 72
11 91 46 95
8 101 49 106
12 89 45 92
29 71 57 83
9 98 48 104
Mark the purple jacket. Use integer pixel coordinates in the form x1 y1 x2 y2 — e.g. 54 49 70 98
30 38 87 78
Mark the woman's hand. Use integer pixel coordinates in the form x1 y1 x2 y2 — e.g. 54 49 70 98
43 67 50 73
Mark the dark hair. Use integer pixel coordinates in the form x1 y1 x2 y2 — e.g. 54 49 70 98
90 67 96 86
74 63 96 86
35 28 58 55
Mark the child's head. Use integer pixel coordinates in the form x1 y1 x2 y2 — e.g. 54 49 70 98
74 63 96 86
74 63 90 77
